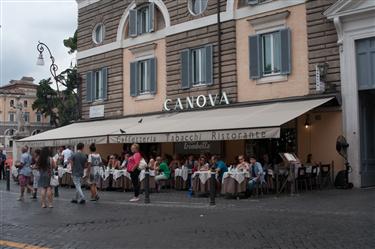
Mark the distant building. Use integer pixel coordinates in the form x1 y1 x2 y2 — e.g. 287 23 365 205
0 77 52 154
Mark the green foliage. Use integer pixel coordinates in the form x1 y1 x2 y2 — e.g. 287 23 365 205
63 30 77 54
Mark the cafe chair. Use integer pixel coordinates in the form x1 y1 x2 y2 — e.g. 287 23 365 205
158 174 173 192
307 166 318 190
295 167 308 193
255 179 268 198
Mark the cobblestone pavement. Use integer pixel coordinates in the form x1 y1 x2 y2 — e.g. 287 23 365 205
0 180 374 249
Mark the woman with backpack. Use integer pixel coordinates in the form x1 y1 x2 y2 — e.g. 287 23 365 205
87 143 102 201
37 147 56 208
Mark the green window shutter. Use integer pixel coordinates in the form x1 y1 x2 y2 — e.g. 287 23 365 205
130 62 138 97
249 34 262 79
102 67 108 100
86 71 93 102
205 44 213 85
149 58 157 94
149 3 155 32
280 28 291 75
129 9 137 37
181 49 190 89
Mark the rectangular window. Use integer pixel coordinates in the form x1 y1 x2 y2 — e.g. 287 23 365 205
10 100 14 107
138 6 150 35
9 112 15 122
36 113 42 123
94 70 104 100
261 32 281 76
24 112 30 123
191 47 206 85
138 60 151 94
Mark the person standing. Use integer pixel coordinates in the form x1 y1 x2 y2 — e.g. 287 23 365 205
127 144 142 202
37 147 56 208
53 147 64 197
62 146 73 168
69 143 87 204
17 146 34 201
87 143 102 201
0 149 6 180
31 149 41 199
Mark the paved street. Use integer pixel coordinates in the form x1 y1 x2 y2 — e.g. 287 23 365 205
0 181 374 249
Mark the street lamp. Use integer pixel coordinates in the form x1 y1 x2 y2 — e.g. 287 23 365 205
36 41 60 92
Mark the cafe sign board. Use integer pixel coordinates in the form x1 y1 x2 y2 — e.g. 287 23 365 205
163 92 230 112
175 141 222 155
109 127 280 144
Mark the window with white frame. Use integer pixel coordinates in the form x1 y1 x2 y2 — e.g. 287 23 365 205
8 112 15 122
189 0 208 15
129 3 155 37
86 68 107 102
130 58 157 97
24 112 30 123
93 23 105 44
138 6 150 35
191 47 206 85
138 60 151 94
94 70 104 100
36 112 42 123
261 32 281 76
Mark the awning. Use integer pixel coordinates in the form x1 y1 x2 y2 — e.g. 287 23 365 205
17 97 334 147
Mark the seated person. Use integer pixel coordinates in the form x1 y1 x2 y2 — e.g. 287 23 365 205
236 155 250 171
247 155 264 194
155 157 171 191
196 155 210 171
148 158 156 171
211 155 228 181
120 153 130 169
107 154 120 169
184 155 196 171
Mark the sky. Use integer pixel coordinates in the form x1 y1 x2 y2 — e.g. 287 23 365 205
0 0 77 86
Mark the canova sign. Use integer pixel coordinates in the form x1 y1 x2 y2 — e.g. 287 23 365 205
163 92 230 111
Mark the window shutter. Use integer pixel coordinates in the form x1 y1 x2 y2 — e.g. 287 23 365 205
249 35 262 79
149 3 155 32
129 9 138 37
181 49 191 89
280 28 291 75
130 62 138 97
149 58 157 94
205 44 213 85
102 67 108 100
86 71 93 102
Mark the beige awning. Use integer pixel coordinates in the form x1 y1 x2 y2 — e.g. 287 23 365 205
17 97 334 147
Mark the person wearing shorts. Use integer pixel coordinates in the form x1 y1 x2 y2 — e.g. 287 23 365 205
87 143 102 201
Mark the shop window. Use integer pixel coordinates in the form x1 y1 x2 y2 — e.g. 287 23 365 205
130 58 157 96
249 29 291 79
86 68 108 102
181 45 213 89
129 3 155 37
189 0 208 15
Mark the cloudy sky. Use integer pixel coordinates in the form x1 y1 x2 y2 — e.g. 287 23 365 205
0 0 77 86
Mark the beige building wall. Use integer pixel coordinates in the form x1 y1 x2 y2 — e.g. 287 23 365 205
123 39 167 115
297 111 344 176
236 4 309 102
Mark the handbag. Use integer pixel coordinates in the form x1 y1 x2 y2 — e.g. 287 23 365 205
50 174 59 187
138 158 147 171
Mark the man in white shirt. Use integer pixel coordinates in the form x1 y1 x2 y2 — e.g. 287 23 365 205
62 146 73 168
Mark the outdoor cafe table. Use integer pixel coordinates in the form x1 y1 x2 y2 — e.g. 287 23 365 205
140 169 156 190
221 170 250 195
58 167 74 186
101 169 132 190
192 171 218 194
174 167 190 190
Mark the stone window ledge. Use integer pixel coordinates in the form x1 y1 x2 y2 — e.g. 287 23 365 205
256 74 288 85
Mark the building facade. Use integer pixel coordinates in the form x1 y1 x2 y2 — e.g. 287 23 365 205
0 77 51 154
21 0 349 185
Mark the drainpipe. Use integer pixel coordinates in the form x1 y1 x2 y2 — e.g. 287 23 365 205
217 0 222 97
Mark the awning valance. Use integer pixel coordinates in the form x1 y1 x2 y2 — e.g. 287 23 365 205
17 97 334 147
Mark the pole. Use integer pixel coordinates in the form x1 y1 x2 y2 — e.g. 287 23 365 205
217 0 222 97
144 168 150 204
6 167 10 191
290 163 295 196
209 170 216 206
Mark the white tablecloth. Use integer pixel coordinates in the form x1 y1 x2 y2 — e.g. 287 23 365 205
192 171 216 184
222 170 250 184
139 170 156 182
174 167 190 181
58 167 71 178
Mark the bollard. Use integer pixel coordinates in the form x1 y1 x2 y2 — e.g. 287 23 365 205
144 168 150 204
54 186 59 197
6 167 10 191
209 170 216 206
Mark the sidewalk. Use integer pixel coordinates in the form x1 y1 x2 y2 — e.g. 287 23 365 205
1 180 374 249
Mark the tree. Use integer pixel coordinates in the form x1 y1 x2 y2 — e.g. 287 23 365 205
32 30 79 127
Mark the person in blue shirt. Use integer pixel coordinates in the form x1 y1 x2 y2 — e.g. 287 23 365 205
211 155 228 181
247 155 264 194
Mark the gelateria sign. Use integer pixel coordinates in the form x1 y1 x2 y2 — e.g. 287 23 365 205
163 92 230 111
109 127 280 144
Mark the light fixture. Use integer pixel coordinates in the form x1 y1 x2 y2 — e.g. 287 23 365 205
304 114 311 129
36 52 45 66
